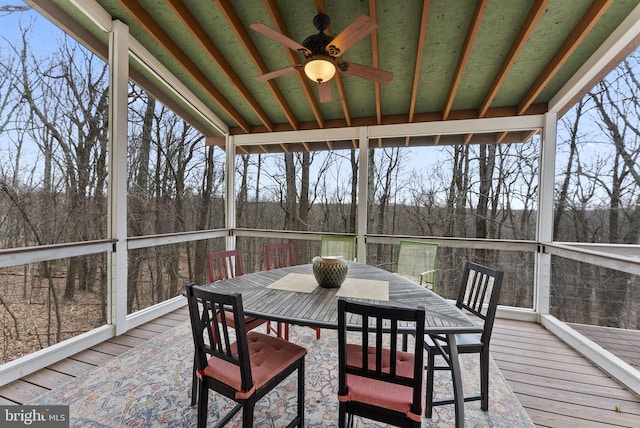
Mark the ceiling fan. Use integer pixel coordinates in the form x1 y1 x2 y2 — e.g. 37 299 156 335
250 13 393 103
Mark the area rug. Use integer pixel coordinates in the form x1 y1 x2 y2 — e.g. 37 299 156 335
30 321 534 427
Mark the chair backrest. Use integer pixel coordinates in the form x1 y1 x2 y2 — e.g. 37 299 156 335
456 261 503 345
185 284 253 393
320 235 356 261
206 249 244 283
396 240 439 286
264 242 295 270
337 298 425 419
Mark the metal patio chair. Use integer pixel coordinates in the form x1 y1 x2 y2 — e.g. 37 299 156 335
424 261 503 417
337 298 425 427
395 240 439 290
320 235 356 261
186 284 306 427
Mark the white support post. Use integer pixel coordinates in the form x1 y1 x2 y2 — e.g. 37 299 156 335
357 127 369 262
226 135 236 251
535 112 557 316
108 20 129 335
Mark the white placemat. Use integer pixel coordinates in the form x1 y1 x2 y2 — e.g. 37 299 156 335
266 273 389 301
335 278 389 301
266 273 318 293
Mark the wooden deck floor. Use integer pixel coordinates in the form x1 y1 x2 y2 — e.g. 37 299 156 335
569 322 640 371
492 318 640 428
1 307 639 427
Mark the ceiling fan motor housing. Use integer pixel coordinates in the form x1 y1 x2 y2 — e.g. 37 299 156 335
302 32 334 58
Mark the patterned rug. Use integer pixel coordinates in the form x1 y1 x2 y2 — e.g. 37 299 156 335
30 321 534 427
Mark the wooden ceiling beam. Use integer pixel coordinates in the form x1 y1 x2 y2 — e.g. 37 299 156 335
335 74 351 127
464 133 473 144
263 0 324 128
165 0 273 131
438 0 488 146
479 0 549 118
216 0 298 131
369 0 382 125
496 131 508 144
409 0 430 123
518 0 614 115
116 0 250 133
442 0 489 120
405 0 430 148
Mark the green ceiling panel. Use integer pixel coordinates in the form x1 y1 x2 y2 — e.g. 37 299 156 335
495 0 593 107
376 1 424 116
45 0 640 137
537 0 640 104
454 0 536 110
416 0 478 114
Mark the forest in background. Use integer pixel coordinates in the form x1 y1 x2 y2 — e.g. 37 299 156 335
0 6 638 363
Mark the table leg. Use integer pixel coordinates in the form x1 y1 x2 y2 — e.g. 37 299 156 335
446 333 464 428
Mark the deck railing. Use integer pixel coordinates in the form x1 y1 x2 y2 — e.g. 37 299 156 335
1 228 639 393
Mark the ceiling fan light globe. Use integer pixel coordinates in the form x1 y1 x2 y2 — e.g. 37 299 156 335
304 56 336 83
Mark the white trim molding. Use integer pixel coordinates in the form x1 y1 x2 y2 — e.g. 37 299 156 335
233 115 546 147
0 325 115 386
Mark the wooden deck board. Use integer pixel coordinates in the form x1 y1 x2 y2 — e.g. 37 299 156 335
569 323 640 370
491 336 578 356
21 369 75 390
0 396 19 405
68 349 116 366
106 335 147 348
146 317 183 328
498 368 631 399
47 358 96 376
507 380 640 414
492 348 611 377
0 380 48 404
492 319 640 428
90 341 134 357
1 307 639 427
133 323 172 334
162 312 189 322
497 360 618 388
525 407 620 428
123 327 162 340
492 344 596 367
516 394 637 428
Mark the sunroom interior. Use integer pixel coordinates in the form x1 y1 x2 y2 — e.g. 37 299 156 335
1 0 640 418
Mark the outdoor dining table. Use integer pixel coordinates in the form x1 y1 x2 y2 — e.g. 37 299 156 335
202 261 481 427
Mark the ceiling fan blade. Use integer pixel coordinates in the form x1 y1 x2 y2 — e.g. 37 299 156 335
255 65 300 82
250 23 311 55
326 14 377 56
338 61 393 84
318 81 333 103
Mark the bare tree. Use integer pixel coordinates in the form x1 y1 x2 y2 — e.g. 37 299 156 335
446 145 470 237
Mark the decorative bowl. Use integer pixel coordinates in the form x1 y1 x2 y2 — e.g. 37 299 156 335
312 256 348 288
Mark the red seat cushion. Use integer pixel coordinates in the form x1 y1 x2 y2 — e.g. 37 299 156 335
199 331 306 399
219 310 266 331
339 343 422 421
